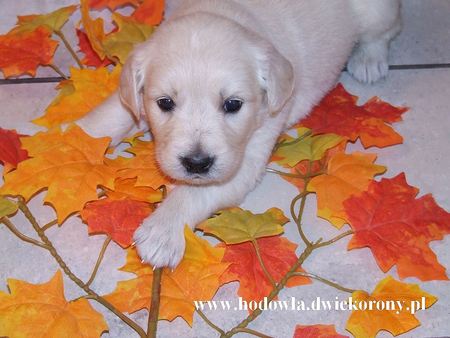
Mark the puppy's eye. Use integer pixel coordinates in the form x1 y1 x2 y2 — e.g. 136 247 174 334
156 97 175 112
223 99 243 114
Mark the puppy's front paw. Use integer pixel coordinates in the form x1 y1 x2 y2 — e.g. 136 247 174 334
347 41 389 84
133 215 186 269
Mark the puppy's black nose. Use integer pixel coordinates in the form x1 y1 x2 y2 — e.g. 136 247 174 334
181 154 215 174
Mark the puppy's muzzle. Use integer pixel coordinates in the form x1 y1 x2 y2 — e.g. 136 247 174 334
180 153 215 174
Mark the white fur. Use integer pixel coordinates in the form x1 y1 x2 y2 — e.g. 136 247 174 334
76 0 401 268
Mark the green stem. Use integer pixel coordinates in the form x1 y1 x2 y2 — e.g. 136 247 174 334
16 199 146 338
273 130 312 151
233 328 273 338
293 272 357 294
1 216 48 250
251 239 276 289
147 267 163 338
55 30 84 69
86 236 111 287
196 309 226 336
266 168 325 180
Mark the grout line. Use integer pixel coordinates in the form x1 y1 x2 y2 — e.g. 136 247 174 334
1 63 450 85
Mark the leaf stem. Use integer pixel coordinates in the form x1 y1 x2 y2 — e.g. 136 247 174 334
293 272 357 294
273 130 312 151
86 236 111 287
47 64 68 79
314 230 354 248
55 30 84 69
1 216 49 250
16 199 147 338
233 327 273 338
251 239 276 289
147 267 163 338
196 309 226 336
41 219 58 231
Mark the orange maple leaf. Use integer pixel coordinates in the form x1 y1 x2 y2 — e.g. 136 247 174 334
346 276 437 338
0 126 116 223
0 128 28 174
0 271 108 337
0 26 58 78
300 84 408 148
108 139 171 189
293 324 349 338
89 0 140 10
344 173 450 280
132 0 165 26
308 152 386 228
219 236 311 304
104 227 229 325
33 66 120 128
81 197 152 247
105 177 163 203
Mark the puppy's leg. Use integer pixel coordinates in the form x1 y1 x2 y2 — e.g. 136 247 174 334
347 0 402 84
134 118 284 268
74 92 148 145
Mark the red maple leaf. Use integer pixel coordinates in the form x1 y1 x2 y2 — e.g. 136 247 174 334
81 198 152 247
0 128 28 173
344 173 450 281
76 29 112 67
293 324 349 338
300 84 408 148
219 236 310 304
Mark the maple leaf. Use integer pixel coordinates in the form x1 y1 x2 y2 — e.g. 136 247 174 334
0 128 28 173
308 152 386 228
80 0 107 60
89 0 140 10
104 227 229 325
0 27 58 78
33 66 120 128
105 177 163 203
277 140 347 192
0 196 18 218
9 5 77 34
344 173 450 280
219 236 311 303
108 139 171 189
197 207 289 244
300 84 408 148
81 197 152 247
103 13 154 63
0 270 108 338
76 29 113 67
346 276 437 338
272 127 343 168
0 126 117 223
293 324 349 338
132 0 165 26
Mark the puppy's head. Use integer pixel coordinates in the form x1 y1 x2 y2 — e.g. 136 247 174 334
120 13 294 185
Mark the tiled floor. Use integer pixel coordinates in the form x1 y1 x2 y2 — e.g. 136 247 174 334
1 1 449 337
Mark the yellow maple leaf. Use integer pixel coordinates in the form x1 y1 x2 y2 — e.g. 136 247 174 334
0 126 116 223
197 207 289 244
33 66 121 128
103 13 154 63
104 227 230 325
308 152 386 228
346 276 437 338
9 5 77 34
0 270 108 338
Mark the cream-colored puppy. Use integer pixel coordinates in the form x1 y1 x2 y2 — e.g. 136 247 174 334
77 0 401 268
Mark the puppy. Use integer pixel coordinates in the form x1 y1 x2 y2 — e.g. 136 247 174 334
77 0 401 268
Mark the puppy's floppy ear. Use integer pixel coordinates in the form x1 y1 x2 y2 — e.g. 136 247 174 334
256 42 295 116
119 46 148 120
